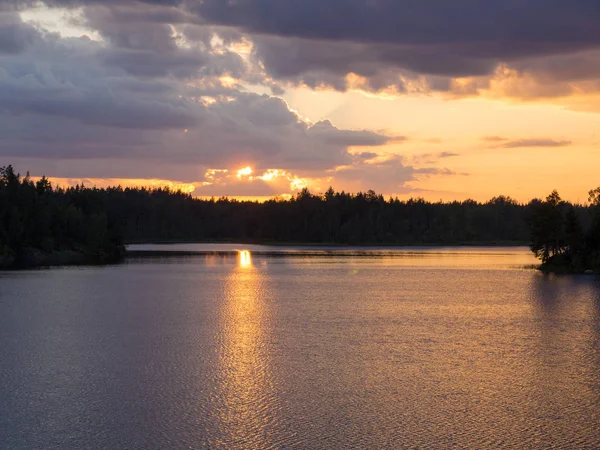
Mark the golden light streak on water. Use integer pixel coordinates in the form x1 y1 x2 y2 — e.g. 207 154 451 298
216 258 275 448
238 250 252 267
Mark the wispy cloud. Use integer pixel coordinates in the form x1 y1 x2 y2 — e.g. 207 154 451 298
481 136 508 142
499 139 572 148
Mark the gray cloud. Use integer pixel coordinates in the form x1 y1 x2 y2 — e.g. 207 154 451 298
8 0 600 97
307 120 396 147
0 1 467 192
332 155 456 193
192 94 396 173
194 0 600 53
0 13 400 181
0 12 41 53
438 152 459 158
0 23 201 129
190 0 600 94
499 139 572 148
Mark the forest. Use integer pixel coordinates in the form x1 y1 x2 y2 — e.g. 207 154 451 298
0 166 124 268
1 165 598 271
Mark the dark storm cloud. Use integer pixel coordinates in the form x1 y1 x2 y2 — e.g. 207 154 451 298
0 12 41 53
193 0 600 87
12 0 185 8
19 0 600 60
9 0 600 95
195 0 600 52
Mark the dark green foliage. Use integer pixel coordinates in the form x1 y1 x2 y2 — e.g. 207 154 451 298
529 188 600 273
0 165 124 266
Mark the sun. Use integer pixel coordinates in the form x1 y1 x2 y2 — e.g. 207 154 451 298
236 166 253 179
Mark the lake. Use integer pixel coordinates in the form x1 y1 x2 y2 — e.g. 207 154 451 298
1 245 599 449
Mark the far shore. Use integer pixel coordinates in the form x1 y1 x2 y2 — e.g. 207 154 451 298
125 239 530 247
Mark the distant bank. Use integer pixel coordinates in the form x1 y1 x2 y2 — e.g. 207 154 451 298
1 165 598 272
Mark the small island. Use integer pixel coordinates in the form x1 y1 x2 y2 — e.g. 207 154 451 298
530 189 600 274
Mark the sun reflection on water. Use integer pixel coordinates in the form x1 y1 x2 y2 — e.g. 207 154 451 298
238 250 252 267
217 255 274 447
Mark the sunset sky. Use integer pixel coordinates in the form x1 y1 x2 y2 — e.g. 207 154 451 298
2 1 600 202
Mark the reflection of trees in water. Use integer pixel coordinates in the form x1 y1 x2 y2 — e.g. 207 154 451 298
526 274 600 444
591 280 600 377
530 272 600 317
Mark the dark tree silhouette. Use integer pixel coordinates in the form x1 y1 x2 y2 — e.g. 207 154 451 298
528 188 600 272
0 166 124 267
529 190 566 263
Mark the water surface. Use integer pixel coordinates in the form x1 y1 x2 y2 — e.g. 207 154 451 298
1 246 599 448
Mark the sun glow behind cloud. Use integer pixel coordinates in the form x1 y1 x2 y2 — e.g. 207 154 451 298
236 166 254 179
228 166 311 194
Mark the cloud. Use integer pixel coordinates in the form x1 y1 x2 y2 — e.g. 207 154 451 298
330 155 456 193
0 12 405 183
7 0 600 101
188 0 600 97
411 151 459 165
482 136 507 142
498 139 572 148
195 176 279 197
194 0 600 54
0 2 468 197
481 136 572 148
307 120 396 147
0 11 41 53
0 31 201 129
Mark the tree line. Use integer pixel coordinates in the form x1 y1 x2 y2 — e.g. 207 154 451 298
0 166 124 266
50 185 535 245
1 165 598 271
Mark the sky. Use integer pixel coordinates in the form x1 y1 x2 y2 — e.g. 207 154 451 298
2 1 600 202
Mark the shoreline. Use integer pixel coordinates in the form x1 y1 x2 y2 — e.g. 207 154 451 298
0 247 124 271
537 264 598 275
3 242 574 271
124 239 530 247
